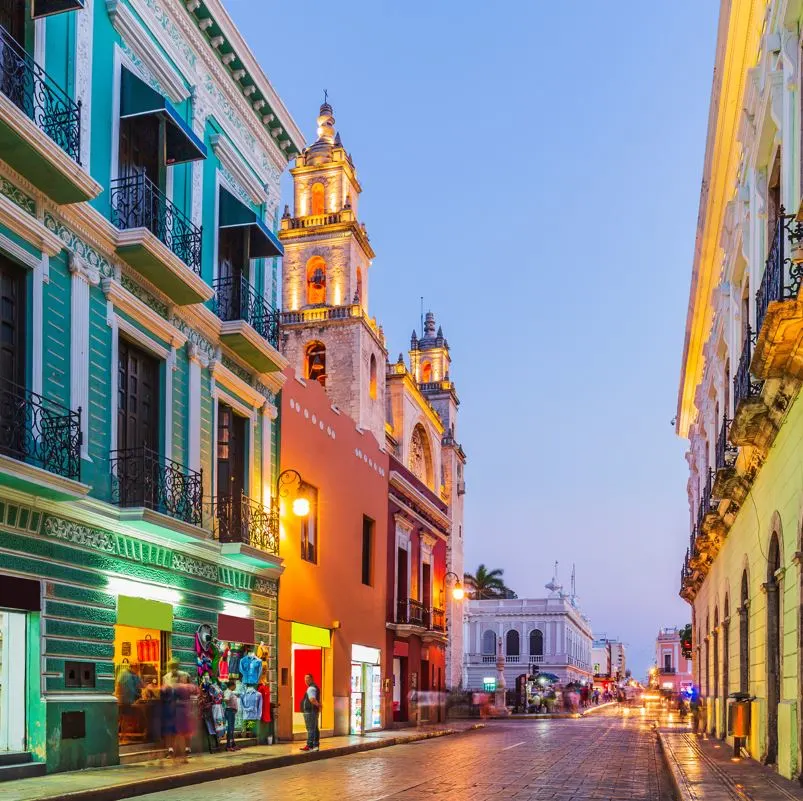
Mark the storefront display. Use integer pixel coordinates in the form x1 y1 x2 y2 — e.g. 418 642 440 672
350 645 381 734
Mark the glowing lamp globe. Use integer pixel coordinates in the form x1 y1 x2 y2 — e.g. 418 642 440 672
452 581 465 601
292 497 310 517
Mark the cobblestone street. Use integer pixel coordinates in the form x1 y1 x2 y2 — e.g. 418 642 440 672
139 709 674 801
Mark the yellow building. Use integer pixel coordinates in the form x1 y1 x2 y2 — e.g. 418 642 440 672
677 0 803 778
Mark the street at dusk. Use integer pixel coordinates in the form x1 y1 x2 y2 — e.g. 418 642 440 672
2 0 803 799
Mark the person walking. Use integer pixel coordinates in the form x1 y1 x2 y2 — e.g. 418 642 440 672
300 673 320 752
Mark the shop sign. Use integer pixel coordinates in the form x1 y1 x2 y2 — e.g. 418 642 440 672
118 596 173 631
351 644 380 664
291 622 331 648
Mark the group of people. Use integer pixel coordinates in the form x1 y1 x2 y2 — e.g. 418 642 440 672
116 660 199 761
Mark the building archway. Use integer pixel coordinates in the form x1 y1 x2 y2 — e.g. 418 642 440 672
766 531 782 765
481 630 496 657
505 630 519 659
722 594 729 739
408 423 433 490
739 568 749 694
529 629 543 657
310 182 325 216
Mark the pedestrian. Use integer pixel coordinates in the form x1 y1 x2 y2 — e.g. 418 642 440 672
174 673 198 762
223 679 239 751
300 673 321 752
159 676 178 761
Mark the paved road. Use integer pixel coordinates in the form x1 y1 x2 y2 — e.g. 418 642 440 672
139 708 675 801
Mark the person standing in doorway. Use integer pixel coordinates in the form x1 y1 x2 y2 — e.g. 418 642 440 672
300 673 320 752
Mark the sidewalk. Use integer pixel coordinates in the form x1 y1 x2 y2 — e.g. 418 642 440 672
0 723 483 801
658 726 803 801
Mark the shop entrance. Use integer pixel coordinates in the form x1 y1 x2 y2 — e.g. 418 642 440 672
114 624 169 745
292 645 322 736
349 645 381 734
392 656 407 722
0 611 26 752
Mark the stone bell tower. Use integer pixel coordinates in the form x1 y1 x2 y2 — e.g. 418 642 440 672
278 103 387 445
411 311 466 688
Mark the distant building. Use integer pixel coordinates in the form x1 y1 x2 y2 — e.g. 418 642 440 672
591 638 626 683
462 570 593 688
654 627 693 694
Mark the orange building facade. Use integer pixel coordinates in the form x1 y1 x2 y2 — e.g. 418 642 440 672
277 369 389 739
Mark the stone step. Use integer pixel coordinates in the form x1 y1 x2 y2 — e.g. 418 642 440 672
0 753 45 783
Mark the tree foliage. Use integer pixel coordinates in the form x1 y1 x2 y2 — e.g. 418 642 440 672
463 564 515 599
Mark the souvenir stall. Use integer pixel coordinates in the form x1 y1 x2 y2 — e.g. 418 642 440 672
193 615 273 751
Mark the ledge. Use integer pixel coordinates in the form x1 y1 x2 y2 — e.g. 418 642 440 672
0 193 63 256
219 318 287 374
0 91 101 204
0 454 90 501
752 298 803 380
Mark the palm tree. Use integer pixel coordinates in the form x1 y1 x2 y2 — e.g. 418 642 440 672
464 564 511 599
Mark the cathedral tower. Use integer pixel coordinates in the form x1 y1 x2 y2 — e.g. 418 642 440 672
410 311 466 688
278 103 387 445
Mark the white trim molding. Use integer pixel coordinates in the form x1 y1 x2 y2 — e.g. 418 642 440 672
106 0 191 103
209 359 266 410
0 194 63 256
210 133 268 205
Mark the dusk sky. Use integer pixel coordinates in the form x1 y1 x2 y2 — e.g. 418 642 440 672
227 1 720 677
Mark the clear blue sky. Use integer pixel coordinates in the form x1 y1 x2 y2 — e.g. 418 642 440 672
226 1 720 678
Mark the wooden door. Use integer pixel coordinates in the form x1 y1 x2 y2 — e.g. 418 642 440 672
0 256 25 388
216 402 245 499
0 0 26 46
217 229 248 321
117 339 158 451
119 116 160 183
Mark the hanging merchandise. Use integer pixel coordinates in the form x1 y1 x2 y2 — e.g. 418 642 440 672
239 651 262 685
218 649 229 681
257 641 269 662
257 680 271 723
228 646 242 677
137 634 158 663
194 626 214 680
241 686 263 721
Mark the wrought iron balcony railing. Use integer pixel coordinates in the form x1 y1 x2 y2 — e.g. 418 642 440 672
0 24 81 162
109 447 202 526
430 607 446 632
755 211 801 335
213 275 280 348
715 415 737 471
396 598 427 627
215 491 278 555
733 328 763 410
110 174 202 273
0 379 81 480
697 468 717 528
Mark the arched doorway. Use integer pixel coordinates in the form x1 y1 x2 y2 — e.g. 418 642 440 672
739 570 749 693
766 533 782 765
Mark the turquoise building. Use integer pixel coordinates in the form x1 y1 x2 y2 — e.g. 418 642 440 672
0 0 302 776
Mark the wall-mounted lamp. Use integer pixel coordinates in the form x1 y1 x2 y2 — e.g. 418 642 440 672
274 468 310 518
444 571 465 601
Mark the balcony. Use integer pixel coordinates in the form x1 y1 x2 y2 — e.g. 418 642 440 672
659 667 677 675
0 25 99 203
110 174 212 306
712 415 746 504
396 598 427 628
730 329 770 448
752 211 803 380
0 380 87 499
214 275 285 373
430 607 445 632
215 491 280 566
109 447 203 536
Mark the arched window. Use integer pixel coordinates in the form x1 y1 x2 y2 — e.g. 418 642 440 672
310 182 325 216
305 341 326 386
713 607 720 732
356 269 363 304
409 423 433 489
529 629 543 657
421 361 432 383
369 353 377 400
722 594 730 732
505 629 520 657
481 630 496 656
306 257 326 306
739 569 749 693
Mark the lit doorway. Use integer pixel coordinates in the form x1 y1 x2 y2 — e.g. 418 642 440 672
0 611 26 752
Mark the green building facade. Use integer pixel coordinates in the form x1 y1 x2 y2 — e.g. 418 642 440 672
0 0 303 775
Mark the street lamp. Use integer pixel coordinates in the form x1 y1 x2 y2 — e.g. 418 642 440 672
274 468 310 518
444 571 464 601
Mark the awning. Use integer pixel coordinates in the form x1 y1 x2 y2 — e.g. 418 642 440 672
219 188 283 258
120 68 206 165
32 0 85 18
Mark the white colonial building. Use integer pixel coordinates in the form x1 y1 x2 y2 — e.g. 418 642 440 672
462 574 593 689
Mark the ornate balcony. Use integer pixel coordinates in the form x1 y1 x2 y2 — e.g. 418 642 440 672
0 25 99 203
215 491 280 564
730 329 770 447
752 211 803 380
110 447 202 528
0 379 86 499
712 415 743 502
396 598 427 628
430 607 446 632
110 174 212 306
214 275 285 373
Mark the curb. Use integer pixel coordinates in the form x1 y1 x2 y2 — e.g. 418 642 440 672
654 728 689 801
35 726 484 801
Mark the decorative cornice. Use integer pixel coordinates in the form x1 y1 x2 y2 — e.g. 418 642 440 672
389 470 450 534
211 133 267 204
107 0 191 103
0 194 63 257
103 277 187 349
210 358 266 409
